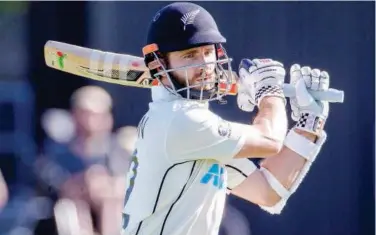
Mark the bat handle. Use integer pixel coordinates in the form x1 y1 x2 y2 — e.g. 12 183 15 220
282 84 345 103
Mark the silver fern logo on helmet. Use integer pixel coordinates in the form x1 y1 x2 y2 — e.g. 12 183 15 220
181 9 200 30
153 12 161 22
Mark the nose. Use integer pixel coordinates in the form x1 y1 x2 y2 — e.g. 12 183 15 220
196 52 212 71
198 50 211 63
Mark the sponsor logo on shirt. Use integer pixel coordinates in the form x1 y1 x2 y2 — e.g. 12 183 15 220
200 163 225 189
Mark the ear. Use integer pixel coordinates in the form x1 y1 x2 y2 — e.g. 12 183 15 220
159 58 167 68
150 56 168 80
158 57 171 79
162 52 171 68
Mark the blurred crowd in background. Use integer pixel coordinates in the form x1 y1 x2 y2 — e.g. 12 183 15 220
0 2 374 235
0 84 137 235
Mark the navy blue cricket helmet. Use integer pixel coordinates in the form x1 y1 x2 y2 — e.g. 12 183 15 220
143 2 235 102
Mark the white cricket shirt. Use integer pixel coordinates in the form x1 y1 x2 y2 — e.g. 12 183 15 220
121 86 257 235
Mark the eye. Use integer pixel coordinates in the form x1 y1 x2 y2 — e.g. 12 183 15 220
183 52 195 59
204 49 215 56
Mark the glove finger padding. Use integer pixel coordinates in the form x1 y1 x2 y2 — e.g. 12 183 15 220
251 58 283 68
237 85 255 112
310 69 321 91
319 71 330 90
289 64 301 121
301 66 312 88
289 64 301 84
317 70 330 121
238 59 257 111
238 58 286 107
249 59 285 87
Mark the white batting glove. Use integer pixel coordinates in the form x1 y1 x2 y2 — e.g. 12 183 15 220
236 84 254 112
289 64 330 136
237 58 286 112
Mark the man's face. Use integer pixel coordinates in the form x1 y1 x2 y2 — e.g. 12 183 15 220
72 107 113 135
166 44 217 90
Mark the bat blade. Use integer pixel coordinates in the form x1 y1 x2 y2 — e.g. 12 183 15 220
43 40 344 103
43 40 238 94
44 40 156 88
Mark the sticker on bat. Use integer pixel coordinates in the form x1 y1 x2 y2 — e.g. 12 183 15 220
56 51 67 69
78 66 146 82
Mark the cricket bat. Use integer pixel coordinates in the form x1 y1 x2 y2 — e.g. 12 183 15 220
44 40 344 103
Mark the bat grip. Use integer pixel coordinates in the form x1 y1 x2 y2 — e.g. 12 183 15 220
282 84 344 103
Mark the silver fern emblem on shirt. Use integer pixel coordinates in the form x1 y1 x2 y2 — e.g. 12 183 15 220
181 9 200 30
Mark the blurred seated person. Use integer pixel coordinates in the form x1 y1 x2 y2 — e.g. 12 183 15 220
0 170 8 212
35 86 135 235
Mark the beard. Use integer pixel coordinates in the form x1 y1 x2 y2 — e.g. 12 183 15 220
169 69 216 91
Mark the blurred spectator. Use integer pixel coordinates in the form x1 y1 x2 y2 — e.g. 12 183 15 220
0 170 8 211
34 86 136 235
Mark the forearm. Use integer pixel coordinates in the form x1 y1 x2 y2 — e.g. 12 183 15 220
230 129 324 208
234 139 311 207
236 128 326 214
253 96 288 144
234 96 288 158
245 61 333 214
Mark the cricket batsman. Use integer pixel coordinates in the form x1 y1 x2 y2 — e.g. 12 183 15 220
122 2 331 235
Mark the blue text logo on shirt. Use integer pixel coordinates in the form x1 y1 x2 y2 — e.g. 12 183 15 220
200 163 225 189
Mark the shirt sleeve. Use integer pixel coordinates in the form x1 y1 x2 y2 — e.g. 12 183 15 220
225 158 258 190
165 106 247 163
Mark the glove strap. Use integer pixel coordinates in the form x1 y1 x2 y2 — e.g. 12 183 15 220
294 112 326 136
255 85 285 106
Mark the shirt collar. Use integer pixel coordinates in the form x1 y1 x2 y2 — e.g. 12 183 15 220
151 86 209 108
151 86 180 102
